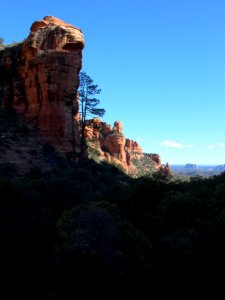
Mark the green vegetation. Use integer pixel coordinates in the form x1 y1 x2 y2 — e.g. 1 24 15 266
0 37 4 50
0 54 224 297
0 37 22 50
78 72 105 144
79 71 105 125
85 139 102 162
132 153 159 177
1 155 225 298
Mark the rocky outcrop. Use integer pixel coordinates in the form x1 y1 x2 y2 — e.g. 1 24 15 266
103 121 127 166
160 162 172 176
84 119 128 172
125 139 142 154
84 118 163 175
146 153 161 165
0 17 169 176
0 16 84 152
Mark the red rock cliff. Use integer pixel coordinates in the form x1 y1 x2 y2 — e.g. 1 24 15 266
84 118 162 175
147 153 161 165
0 16 84 152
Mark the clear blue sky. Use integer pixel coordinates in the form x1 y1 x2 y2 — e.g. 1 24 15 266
1 0 225 164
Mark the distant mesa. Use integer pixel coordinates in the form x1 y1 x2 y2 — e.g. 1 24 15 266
185 163 197 169
215 164 225 171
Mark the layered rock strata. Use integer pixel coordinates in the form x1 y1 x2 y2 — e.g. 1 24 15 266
0 17 170 175
84 118 163 175
0 16 84 152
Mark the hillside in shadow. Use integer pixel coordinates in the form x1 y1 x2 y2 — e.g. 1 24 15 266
1 140 225 299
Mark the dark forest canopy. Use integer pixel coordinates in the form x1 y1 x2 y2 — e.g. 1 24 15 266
1 157 225 299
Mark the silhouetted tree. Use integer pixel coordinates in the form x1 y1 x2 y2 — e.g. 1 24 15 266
0 37 4 50
78 72 105 141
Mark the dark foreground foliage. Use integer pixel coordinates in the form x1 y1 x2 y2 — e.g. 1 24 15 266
1 160 225 299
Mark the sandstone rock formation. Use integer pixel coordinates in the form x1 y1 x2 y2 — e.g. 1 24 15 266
0 17 169 176
0 16 84 152
84 118 163 175
160 162 172 176
84 119 128 172
125 139 142 154
147 153 161 165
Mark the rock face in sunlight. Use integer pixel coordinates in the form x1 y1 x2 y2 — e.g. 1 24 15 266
0 16 84 152
84 118 162 175
0 17 169 175
147 153 161 165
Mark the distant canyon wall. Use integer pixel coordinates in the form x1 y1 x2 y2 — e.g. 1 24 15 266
84 118 163 175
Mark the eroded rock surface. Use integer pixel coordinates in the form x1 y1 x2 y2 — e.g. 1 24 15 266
84 118 163 175
0 16 84 152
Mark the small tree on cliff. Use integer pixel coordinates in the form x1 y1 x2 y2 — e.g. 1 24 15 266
0 37 4 50
78 71 105 140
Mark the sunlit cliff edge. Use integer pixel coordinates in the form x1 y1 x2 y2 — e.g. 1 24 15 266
0 16 170 176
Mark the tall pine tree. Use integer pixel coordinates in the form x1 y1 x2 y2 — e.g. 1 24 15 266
78 72 105 141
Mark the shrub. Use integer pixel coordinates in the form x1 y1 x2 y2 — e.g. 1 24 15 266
0 162 19 177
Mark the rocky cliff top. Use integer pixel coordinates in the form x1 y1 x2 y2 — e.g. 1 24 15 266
30 16 82 32
0 16 169 177
26 16 84 54
0 16 84 153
